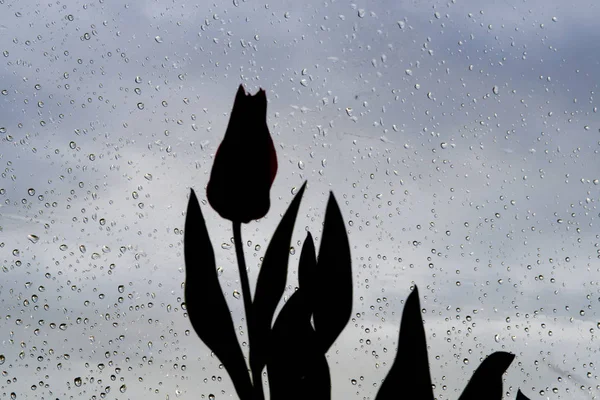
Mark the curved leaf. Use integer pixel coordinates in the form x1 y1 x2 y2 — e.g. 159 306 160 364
458 351 515 400
184 189 252 400
251 182 307 376
298 231 317 311
313 193 353 352
516 389 531 400
267 290 331 400
375 285 434 400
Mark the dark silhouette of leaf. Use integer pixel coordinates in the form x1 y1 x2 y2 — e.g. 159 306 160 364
251 182 307 377
298 231 317 310
516 389 531 400
312 193 353 352
458 352 515 400
375 285 434 400
184 189 253 400
267 289 331 400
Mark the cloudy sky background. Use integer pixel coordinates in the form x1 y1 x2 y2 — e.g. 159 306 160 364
1 0 599 399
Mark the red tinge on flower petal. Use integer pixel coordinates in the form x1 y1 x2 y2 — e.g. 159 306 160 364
206 84 278 223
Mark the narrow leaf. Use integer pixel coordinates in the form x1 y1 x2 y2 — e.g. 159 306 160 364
516 389 531 400
267 290 331 400
251 182 307 375
184 189 252 400
298 232 317 309
313 193 353 352
375 286 434 400
458 351 515 400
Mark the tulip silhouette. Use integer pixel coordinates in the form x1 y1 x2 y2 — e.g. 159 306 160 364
184 84 535 400
207 84 278 224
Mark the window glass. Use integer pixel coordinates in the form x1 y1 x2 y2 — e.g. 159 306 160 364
1 0 598 399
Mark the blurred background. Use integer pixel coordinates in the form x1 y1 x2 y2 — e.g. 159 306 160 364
0 0 599 398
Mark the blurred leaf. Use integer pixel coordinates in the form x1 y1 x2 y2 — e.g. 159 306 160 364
516 389 531 400
375 285 434 400
458 352 515 400
298 231 317 311
184 189 252 400
267 290 331 400
251 182 307 375
313 193 353 352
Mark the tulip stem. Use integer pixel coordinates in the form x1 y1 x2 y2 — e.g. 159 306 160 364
232 222 265 400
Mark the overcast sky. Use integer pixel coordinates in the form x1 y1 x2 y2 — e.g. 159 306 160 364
1 0 599 399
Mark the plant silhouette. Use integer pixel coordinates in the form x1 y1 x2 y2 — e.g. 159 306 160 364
183 84 533 400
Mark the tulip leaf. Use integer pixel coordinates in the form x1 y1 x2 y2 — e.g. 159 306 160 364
458 351 515 400
267 290 331 400
516 389 531 400
312 193 353 353
375 285 434 400
251 181 307 376
297 231 317 310
184 189 253 400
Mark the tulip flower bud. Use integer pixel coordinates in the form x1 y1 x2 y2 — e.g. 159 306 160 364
206 84 278 223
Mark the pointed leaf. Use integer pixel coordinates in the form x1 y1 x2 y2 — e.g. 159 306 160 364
298 232 317 310
375 286 434 400
458 352 515 400
267 290 331 400
313 193 353 352
184 189 252 400
516 389 531 400
251 182 307 374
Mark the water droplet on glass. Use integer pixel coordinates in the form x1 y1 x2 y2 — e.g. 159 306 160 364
233 290 241 299
74 377 82 387
492 86 500 95
28 234 39 244
154 36 163 43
